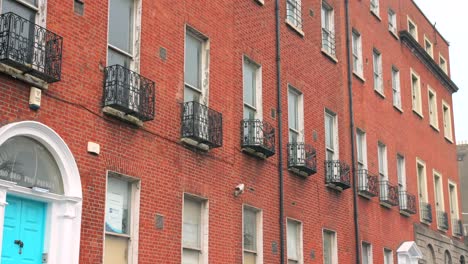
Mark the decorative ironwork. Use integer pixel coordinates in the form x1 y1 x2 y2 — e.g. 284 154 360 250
286 0 302 30
181 101 223 148
287 142 316 176
437 211 449 230
322 29 336 57
103 65 155 121
325 160 351 190
379 181 399 206
453 219 464 237
357 169 379 197
399 191 417 215
0 12 63 82
241 119 275 158
420 202 432 223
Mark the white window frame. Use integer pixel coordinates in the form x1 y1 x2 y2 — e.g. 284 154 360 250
182 193 209 264
397 154 406 191
321 2 335 57
442 101 453 142
325 109 339 161
407 17 418 41
287 218 303 264
388 9 397 35
448 180 460 233
370 0 379 17
439 54 448 74
184 26 210 105
322 229 338 264
378 142 388 181
383 248 394 264
352 29 363 77
104 172 141 264
243 56 263 121
106 0 142 71
288 86 304 142
424 35 434 58
433 170 445 212
362 241 373 264
411 69 423 117
373 49 383 95
356 128 367 170
243 205 263 264
0 0 47 27
392 66 402 110
427 87 439 130
416 158 429 221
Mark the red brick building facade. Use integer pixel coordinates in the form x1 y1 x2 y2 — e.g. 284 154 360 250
0 0 465 263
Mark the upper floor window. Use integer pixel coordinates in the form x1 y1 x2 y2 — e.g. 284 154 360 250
388 9 397 34
184 27 209 103
1 0 40 22
362 242 373 264
373 49 383 95
243 206 263 264
392 66 401 109
417 159 428 203
287 219 303 264
370 0 379 17
411 69 423 117
323 229 337 264
288 86 304 143
378 142 388 180
243 57 262 120
108 0 139 69
182 195 208 264
442 101 453 142
439 55 448 74
424 36 434 58
397 154 406 191
321 2 336 57
352 30 363 77
325 110 338 161
356 129 367 170
428 87 439 130
384 248 394 264
433 171 445 214
448 181 460 223
286 0 302 30
407 17 418 41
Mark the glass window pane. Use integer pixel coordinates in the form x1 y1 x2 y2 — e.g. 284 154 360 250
108 48 131 68
185 33 202 89
323 231 332 264
183 198 201 249
103 235 129 264
243 61 256 107
288 91 298 130
287 220 299 260
243 208 257 251
325 114 334 150
3 0 36 21
244 251 256 264
109 0 134 53
0 136 64 194
184 86 201 103
357 132 363 163
183 248 200 264
106 177 131 234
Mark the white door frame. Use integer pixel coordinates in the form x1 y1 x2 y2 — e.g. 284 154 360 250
0 121 82 264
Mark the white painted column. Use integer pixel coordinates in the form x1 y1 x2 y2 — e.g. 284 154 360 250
0 180 17 258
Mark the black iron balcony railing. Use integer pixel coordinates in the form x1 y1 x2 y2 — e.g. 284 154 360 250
379 181 399 207
325 160 351 190
0 12 63 82
420 202 432 223
321 28 336 57
287 142 317 177
286 0 303 30
437 211 449 230
399 191 417 215
241 119 275 158
103 65 155 121
453 219 464 237
357 169 379 198
181 101 223 149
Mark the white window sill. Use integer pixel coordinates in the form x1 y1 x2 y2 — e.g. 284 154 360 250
374 89 385 99
412 109 424 119
437 226 448 233
393 105 403 113
321 49 338 63
255 0 264 6
430 123 440 132
445 135 454 144
353 71 365 82
285 20 305 37
389 29 399 40
420 219 432 226
370 10 381 21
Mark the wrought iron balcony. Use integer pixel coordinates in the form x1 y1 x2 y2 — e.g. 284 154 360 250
181 101 223 149
321 29 336 57
453 219 464 237
437 211 449 231
420 202 432 223
379 181 399 207
399 191 417 215
287 142 317 177
103 65 155 122
325 160 351 190
0 12 63 83
357 169 379 198
241 119 275 158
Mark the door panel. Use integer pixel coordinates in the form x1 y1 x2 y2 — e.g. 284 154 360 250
1 197 22 264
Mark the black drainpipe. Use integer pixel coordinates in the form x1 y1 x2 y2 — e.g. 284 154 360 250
274 0 285 263
344 0 361 263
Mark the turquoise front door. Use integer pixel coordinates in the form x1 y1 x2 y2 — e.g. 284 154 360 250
1 196 46 264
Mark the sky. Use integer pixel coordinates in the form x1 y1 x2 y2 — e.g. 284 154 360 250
413 0 468 143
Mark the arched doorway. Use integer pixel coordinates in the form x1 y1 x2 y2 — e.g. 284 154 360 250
460 255 465 264
427 244 436 264
445 251 453 264
0 121 82 264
